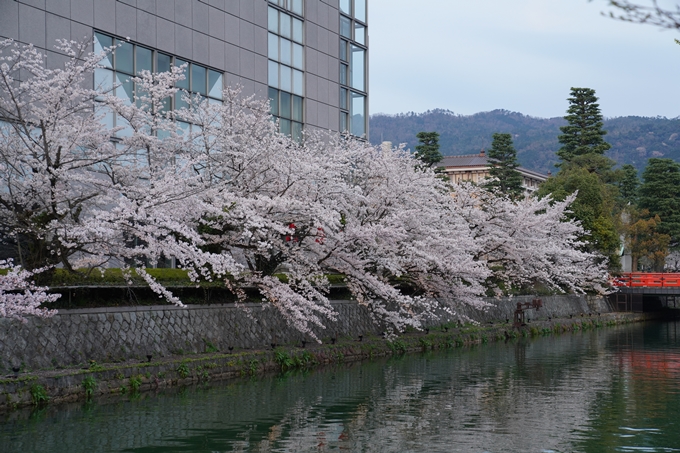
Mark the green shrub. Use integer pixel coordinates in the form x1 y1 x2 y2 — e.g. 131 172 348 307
388 340 407 354
82 376 96 400
176 362 190 379
30 384 48 406
419 338 433 350
274 351 294 371
203 339 218 353
129 375 142 393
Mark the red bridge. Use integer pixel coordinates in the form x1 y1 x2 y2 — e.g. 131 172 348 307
612 273 680 312
615 273 680 288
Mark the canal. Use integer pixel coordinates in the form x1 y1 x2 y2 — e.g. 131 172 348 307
2 320 680 452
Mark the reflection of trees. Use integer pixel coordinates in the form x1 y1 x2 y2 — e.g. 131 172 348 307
574 322 680 452
4 324 679 452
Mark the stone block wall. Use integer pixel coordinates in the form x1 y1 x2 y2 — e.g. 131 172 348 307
0 295 612 372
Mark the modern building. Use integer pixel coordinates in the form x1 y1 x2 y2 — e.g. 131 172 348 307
0 0 368 139
439 150 548 192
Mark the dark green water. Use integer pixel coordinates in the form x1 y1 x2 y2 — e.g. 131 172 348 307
3 321 680 453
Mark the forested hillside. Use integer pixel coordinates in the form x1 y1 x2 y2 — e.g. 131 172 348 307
369 110 680 174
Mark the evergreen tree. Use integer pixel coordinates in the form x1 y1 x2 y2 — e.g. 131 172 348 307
484 133 524 199
638 158 680 249
538 87 621 270
414 131 443 167
557 87 611 163
618 164 640 205
538 166 621 269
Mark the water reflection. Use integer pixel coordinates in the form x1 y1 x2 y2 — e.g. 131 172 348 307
2 322 680 452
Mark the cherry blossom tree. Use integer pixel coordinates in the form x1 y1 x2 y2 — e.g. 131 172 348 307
0 260 59 321
0 38 118 272
452 182 609 295
0 38 609 333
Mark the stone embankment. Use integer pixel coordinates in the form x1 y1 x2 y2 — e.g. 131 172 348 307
0 294 651 412
0 294 610 373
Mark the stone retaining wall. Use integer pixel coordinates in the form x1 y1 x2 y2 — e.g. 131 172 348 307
0 295 613 372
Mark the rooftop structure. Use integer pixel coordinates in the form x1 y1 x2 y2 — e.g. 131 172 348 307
439 150 548 192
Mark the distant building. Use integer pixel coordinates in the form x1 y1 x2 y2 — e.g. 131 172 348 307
438 150 548 192
0 0 369 139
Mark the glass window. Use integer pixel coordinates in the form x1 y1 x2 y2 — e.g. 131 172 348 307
161 96 171 113
291 0 303 16
292 121 302 141
192 64 207 95
208 70 223 99
268 60 279 87
136 46 153 74
116 73 134 105
339 0 351 16
157 52 171 73
351 92 365 137
340 63 347 85
267 3 305 137
280 65 292 92
115 40 134 74
280 14 291 39
269 87 279 116
340 16 351 39
280 91 292 119
99 105 114 129
340 111 348 132
94 32 113 68
355 0 366 23
292 18 303 43
279 118 291 136
340 87 348 110
292 69 303 96
292 95 303 122
268 33 279 61
175 92 189 110
280 38 292 65
94 30 225 140
339 39 348 62
116 116 133 137
95 68 114 93
350 45 364 92
177 120 190 136
175 59 189 89
354 23 365 46
292 43 303 69
268 7 279 33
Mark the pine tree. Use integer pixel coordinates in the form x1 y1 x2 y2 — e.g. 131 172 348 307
618 164 640 204
414 131 443 167
638 158 680 249
557 87 611 163
484 133 524 199
538 87 621 269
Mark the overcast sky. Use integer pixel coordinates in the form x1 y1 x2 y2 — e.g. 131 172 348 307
368 0 680 119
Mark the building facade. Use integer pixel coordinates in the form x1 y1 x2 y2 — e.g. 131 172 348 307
439 151 548 192
0 0 368 138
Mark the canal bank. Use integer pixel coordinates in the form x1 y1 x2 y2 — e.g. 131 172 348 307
0 311 653 412
0 294 611 373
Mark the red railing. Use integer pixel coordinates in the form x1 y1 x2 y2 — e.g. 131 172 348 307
614 273 680 288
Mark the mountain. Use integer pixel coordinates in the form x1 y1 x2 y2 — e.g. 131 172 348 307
369 109 680 174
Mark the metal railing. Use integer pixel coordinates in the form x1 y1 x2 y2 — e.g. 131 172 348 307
614 273 680 288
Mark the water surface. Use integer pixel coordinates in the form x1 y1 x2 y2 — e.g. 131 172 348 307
3 321 680 452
